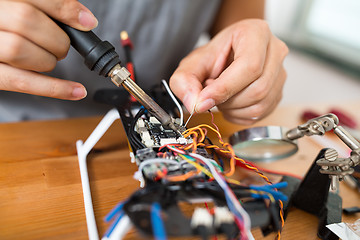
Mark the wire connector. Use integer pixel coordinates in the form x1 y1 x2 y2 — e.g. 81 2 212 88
191 208 213 238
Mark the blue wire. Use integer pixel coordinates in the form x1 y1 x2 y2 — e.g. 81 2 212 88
268 182 288 189
250 182 289 201
151 203 167 240
216 156 224 170
224 192 243 221
104 201 125 222
104 212 125 238
251 182 288 190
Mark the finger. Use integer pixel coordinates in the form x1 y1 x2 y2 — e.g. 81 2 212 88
11 0 98 31
169 34 236 112
219 67 286 124
219 36 288 111
196 20 271 112
169 46 215 112
0 1 70 60
0 63 87 100
0 31 58 72
221 89 282 125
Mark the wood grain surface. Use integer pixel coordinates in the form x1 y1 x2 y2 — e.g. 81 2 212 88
0 103 359 240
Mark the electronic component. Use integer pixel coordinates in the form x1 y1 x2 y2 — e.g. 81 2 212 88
77 97 360 240
135 148 156 163
135 115 187 148
107 105 288 240
214 207 237 239
191 208 213 239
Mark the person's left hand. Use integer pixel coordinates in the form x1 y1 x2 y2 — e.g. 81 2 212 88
169 19 288 125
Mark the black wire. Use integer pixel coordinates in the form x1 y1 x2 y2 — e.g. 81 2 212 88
204 136 225 170
129 121 145 149
128 107 146 150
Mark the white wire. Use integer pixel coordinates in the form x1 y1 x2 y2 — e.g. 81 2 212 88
161 79 184 126
188 152 252 236
184 110 195 128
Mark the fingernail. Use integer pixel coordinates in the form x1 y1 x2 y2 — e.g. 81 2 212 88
72 87 87 99
78 10 98 29
183 93 196 112
196 99 215 112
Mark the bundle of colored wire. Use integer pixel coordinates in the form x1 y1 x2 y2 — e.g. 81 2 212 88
250 182 288 202
129 111 285 238
189 152 253 239
183 123 275 185
182 120 285 239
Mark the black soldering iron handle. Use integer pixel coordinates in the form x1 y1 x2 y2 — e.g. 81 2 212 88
56 21 121 77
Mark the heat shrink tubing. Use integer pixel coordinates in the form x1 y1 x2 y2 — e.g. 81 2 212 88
56 22 179 132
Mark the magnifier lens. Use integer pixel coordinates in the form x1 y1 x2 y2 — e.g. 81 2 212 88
230 126 298 162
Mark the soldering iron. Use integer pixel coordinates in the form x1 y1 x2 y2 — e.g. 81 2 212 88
56 22 180 133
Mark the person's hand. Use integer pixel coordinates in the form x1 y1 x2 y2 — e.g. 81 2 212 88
0 0 98 100
170 19 288 125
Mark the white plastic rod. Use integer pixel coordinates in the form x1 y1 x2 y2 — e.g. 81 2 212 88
102 215 133 240
77 141 99 240
81 108 120 154
76 108 121 240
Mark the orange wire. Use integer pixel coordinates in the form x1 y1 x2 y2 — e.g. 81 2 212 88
276 200 285 240
186 130 236 180
165 170 199 182
181 121 285 238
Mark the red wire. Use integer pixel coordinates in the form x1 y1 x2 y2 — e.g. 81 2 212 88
235 160 303 180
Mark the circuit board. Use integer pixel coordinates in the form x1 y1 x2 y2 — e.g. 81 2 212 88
99 103 289 240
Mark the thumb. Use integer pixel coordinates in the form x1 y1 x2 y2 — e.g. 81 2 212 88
24 0 98 31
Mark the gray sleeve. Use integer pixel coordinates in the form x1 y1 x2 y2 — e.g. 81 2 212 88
0 0 221 122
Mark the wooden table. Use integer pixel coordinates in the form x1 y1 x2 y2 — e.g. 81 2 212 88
0 103 359 240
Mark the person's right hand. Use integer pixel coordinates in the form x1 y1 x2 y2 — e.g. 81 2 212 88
0 0 98 100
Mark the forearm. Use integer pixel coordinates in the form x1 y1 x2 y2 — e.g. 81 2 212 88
211 0 265 36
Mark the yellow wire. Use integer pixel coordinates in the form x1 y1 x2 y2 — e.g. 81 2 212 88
182 124 237 176
178 154 213 178
249 190 276 203
181 122 284 239
226 178 242 185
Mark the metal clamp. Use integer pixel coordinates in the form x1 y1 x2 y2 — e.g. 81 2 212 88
285 113 360 190
286 114 339 140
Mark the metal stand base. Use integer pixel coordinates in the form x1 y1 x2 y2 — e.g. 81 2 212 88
290 148 342 240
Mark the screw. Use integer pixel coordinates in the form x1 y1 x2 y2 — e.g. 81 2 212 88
330 175 339 191
340 165 349 171
324 148 338 162
323 120 329 127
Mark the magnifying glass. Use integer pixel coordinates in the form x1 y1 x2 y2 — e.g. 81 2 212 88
229 126 298 162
